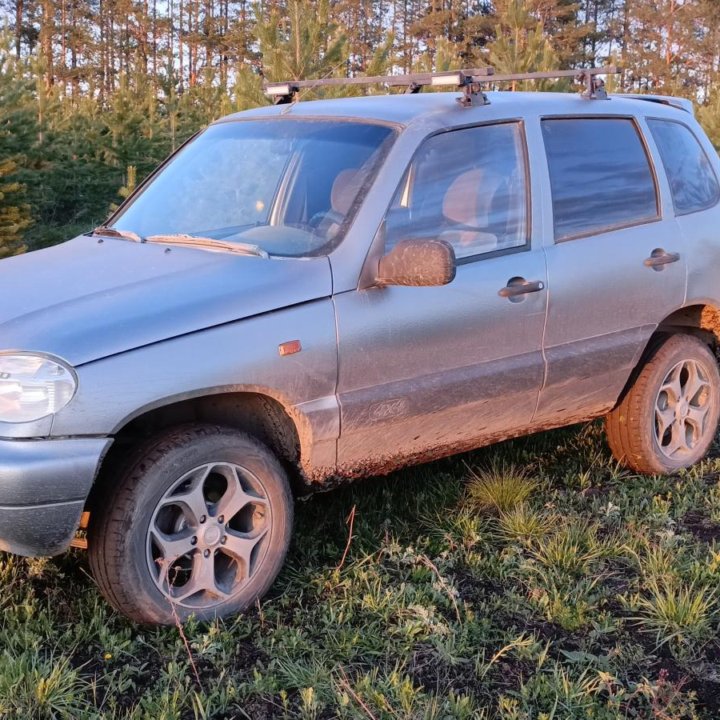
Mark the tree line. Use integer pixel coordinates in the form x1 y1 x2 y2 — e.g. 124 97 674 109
1 0 719 257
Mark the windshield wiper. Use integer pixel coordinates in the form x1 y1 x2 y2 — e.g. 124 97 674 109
145 234 269 258
92 226 143 242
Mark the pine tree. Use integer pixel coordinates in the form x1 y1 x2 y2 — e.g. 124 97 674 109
0 37 33 256
0 0 717 256
0 157 30 258
620 0 708 94
334 0 388 74
697 89 720 151
410 0 494 68
255 0 347 83
485 0 559 83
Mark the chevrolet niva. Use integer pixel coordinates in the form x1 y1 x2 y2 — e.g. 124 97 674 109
2 68 720 624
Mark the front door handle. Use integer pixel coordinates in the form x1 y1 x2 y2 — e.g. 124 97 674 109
498 277 545 299
644 248 680 270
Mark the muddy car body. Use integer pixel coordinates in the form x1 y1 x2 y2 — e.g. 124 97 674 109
2 76 720 623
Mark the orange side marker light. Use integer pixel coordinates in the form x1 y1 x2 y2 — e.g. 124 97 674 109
278 340 302 356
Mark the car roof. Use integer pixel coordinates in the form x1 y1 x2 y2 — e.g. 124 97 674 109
217 90 691 129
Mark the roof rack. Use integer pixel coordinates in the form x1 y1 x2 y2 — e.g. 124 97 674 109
265 68 493 106
264 66 620 106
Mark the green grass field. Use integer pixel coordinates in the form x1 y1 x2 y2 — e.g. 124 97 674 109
2 421 720 719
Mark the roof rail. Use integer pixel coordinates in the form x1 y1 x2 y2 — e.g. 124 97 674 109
264 66 620 106
611 93 694 116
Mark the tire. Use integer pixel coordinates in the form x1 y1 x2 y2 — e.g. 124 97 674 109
606 334 720 475
88 424 293 625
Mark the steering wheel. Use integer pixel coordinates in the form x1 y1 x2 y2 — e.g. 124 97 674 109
309 209 346 237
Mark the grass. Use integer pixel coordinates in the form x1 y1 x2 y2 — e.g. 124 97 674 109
2 421 720 718
632 580 718 656
496 503 554 545
465 463 538 514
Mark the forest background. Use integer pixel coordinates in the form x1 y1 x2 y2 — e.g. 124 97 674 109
0 0 719 258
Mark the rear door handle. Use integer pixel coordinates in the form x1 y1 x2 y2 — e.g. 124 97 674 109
498 277 545 299
644 248 680 269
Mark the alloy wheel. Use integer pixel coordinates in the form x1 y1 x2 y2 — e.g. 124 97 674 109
654 359 713 460
146 462 270 608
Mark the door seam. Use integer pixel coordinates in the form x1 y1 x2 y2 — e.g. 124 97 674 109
531 245 551 422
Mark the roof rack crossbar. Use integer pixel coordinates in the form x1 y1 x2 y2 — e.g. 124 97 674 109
265 68 494 103
269 67 492 90
264 65 620 104
471 66 615 83
474 66 619 99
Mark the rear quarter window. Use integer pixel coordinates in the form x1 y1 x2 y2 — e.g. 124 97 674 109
542 117 659 241
647 118 720 216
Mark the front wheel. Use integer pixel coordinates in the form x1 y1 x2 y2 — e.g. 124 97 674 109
88 425 293 625
606 334 720 475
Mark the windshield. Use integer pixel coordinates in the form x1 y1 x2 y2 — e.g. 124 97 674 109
109 119 395 257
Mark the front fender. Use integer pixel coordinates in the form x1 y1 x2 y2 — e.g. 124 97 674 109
50 300 340 477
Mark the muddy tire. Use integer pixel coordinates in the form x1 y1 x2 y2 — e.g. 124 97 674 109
88 424 293 625
606 334 720 475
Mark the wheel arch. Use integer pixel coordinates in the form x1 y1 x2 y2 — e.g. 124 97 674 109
90 391 310 508
613 303 720 411
656 303 720 347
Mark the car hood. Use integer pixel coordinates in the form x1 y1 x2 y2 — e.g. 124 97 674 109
0 236 333 365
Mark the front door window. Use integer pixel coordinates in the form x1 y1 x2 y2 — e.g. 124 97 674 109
384 123 529 261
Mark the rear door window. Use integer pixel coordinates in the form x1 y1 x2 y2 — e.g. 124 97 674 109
647 119 720 215
541 118 659 241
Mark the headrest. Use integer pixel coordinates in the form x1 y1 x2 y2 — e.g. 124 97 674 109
442 168 484 226
442 167 505 228
331 169 361 215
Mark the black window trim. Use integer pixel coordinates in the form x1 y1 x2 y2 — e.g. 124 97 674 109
540 114 663 244
383 118 533 267
646 116 720 218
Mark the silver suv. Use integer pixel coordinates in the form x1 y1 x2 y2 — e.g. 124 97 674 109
2 69 720 625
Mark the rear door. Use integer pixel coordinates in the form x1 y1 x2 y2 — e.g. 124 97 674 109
534 116 686 425
645 117 720 306
333 121 548 475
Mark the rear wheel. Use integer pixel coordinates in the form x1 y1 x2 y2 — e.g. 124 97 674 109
606 334 720 474
88 424 293 625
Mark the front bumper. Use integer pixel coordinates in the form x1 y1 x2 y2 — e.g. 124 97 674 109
0 437 111 556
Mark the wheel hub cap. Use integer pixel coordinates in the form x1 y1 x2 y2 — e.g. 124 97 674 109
202 525 223 547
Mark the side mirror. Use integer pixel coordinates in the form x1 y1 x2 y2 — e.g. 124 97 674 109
376 239 456 287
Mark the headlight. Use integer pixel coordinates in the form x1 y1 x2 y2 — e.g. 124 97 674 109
0 353 77 423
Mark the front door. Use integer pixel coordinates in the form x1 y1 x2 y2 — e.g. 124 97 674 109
333 121 548 476
535 115 687 425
